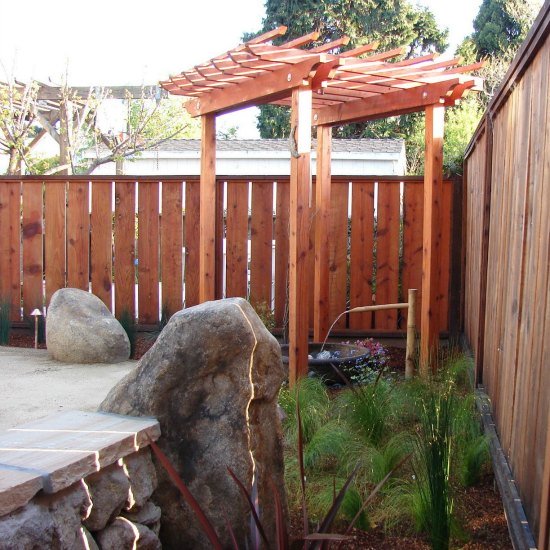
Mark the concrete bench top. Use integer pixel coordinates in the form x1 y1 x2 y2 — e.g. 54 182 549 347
0 410 160 516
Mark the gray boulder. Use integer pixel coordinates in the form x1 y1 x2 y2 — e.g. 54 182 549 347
47 288 130 363
95 518 161 550
100 298 287 549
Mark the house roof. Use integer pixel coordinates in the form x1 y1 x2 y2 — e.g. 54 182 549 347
152 138 404 154
86 138 405 157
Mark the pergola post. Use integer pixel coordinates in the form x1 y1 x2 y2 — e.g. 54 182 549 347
199 113 216 303
420 103 445 372
289 86 312 385
314 125 332 342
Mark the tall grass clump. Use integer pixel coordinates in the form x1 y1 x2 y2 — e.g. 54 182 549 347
413 386 455 550
118 309 137 357
0 300 10 345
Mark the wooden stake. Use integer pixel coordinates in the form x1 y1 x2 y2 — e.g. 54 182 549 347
199 114 216 303
289 86 312 386
313 125 331 342
420 104 444 374
406 289 417 379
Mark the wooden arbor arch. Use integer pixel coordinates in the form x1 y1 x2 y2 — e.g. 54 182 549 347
161 26 482 383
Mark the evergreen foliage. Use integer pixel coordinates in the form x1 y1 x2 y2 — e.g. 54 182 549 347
244 0 448 141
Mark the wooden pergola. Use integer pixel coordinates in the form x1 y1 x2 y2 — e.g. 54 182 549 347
160 26 482 382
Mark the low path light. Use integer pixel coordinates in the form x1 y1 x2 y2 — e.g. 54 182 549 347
30 309 42 349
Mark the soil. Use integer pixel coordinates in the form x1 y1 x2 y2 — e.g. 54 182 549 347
5 334 512 548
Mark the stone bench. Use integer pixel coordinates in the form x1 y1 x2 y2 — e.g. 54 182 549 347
0 410 161 549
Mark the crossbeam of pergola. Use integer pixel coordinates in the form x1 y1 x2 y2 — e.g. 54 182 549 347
161 26 482 380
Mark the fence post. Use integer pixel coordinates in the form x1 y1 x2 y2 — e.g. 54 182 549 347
405 289 417 379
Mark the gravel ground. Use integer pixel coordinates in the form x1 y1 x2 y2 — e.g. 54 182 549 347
0 345 135 431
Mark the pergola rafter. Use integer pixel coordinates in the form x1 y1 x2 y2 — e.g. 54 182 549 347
160 26 482 380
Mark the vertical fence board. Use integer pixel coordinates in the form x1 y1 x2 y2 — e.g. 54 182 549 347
402 181 423 329
114 181 135 318
22 181 44 316
161 180 183 317
215 180 225 300
328 180 348 329
308 181 316 327
0 181 21 320
463 18 550 544
274 180 290 327
375 181 400 329
90 181 113 310
138 182 159 324
226 180 249 298
67 181 89 291
438 181 452 332
250 181 273 307
350 180 375 330
184 179 200 308
44 181 65 306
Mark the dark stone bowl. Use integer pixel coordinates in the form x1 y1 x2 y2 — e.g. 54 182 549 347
280 342 371 384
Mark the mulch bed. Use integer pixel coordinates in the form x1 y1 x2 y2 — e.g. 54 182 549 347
5 333 512 548
288 474 511 549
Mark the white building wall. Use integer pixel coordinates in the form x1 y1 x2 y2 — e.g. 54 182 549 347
92 149 406 176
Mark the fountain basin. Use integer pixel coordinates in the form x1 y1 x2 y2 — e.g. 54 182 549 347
280 342 372 384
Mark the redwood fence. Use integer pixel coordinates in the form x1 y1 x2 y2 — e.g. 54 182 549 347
0 174 458 334
463 3 550 547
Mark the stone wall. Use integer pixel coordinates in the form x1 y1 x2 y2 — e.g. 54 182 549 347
0 411 161 549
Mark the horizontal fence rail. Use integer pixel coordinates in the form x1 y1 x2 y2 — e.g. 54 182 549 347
0 175 456 335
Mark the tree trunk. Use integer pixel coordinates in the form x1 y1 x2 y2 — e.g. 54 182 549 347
7 148 21 175
115 157 124 175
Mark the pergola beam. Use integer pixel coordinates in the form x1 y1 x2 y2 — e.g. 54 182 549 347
312 79 463 126
185 57 327 117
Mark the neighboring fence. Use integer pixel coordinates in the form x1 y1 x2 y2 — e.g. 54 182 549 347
463 3 550 548
0 174 458 334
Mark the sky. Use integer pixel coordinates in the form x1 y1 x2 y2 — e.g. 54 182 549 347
0 0 484 138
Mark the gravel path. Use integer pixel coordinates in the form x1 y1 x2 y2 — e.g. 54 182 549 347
0 346 135 431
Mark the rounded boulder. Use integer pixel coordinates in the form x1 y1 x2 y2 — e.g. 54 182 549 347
46 288 131 363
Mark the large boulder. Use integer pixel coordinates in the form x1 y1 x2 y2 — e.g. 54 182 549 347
99 298 287 549
47 288 130 363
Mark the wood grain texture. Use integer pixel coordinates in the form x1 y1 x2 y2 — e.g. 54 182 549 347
420 104 444 371
250 180 273 307
402 180 423 329
0 180 22 320
288 87 311 384
161 180 183 316
438 180 452 332
114 181 135 318
274 180 290 327
225 180 249 298
137 181 159 324
328 180 349 330
90 181 113 310
375 181 400 329
199 114 216 302
22 180 44 315
67 181 89 291
44 181 66 307
350 180 375 330
463 26 550 546
184 179 200 308
215 180 225 300
313 126 331 340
